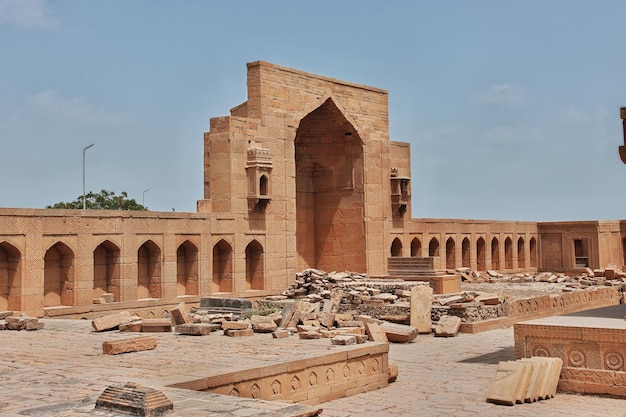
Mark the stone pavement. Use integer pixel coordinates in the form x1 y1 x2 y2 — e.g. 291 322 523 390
1 319 625 416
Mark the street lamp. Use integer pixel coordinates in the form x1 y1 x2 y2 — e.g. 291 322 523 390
143 189 150 208
82 144 94 210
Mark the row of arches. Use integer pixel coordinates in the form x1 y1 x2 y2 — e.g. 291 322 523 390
0 238 265 310
391 236 538 271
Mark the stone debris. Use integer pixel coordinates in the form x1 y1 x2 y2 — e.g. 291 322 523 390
330 335 357 345
175 323 217 336
410 285 433 333
486 357 563 406
170 301 190 325
102 336 157 355
141 318 173 332
380 322 419 343
1 314 44 331
224 328 254 337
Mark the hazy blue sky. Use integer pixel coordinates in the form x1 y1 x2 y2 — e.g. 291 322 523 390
1 1 625 220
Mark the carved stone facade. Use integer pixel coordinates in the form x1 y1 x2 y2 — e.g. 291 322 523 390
1 61 626 317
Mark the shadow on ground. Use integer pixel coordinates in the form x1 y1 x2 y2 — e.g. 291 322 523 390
458 346 515 365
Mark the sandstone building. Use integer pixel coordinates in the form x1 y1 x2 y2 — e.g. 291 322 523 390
1 61 625 318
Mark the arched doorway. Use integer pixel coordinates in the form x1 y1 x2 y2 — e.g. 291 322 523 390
491 238 500 270
411 238 421 257
428 238 439 257
476 238 486 271
391 238 403 257
245 240 264 290
295 98 366 272
93 240 120 302
137 240 161 299
44 242 75 307
461 238 470 268
530 237 537 268
0 242 21 311
517 237 525 269
212 239 233 293
446 237 455 269
177 240 198 296
504 237 513 270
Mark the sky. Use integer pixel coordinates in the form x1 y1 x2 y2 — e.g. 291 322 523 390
1 1 625 221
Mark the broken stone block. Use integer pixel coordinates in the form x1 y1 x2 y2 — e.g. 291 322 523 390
272 329 290 338
434 315 462 337
318 311 335 328
331 335 356 345
296 324 320 333
92 311 132 332
95 382 173 416
355 334 368 344
119 322 142 332
221 321 249 330
299 330 321 339
170 302 189 325
336 320 364 328
93 297 106 304
101 293 115 303
486 360 533 406
102 336 157 355
249 315 278 333
364 322 388 343
410 285 433 333
175 323 214 336
224 328 254 337
0 311 14 319
141 319 172 332
380 322 418 343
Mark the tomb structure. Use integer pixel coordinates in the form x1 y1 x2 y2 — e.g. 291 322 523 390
0 61 626 318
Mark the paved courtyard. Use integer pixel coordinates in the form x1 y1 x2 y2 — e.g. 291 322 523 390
1 319 624 416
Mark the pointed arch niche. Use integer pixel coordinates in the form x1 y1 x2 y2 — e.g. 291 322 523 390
212 239 233 293
295 98 366 272
0 242 21 311
245 240 264 290
137 240 161 299
93 240 121 302
177 240 199 296
44 242 75 307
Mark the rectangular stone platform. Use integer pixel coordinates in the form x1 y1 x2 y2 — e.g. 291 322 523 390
514 304 626 397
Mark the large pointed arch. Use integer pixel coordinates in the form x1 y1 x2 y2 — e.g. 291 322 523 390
504 237 513 270
295 97 366 273
391 238 403 257
410 238 422 257
461 237 471 268
446 237 456 270
0 241 21 311
476 237 486 271
491 237 500 270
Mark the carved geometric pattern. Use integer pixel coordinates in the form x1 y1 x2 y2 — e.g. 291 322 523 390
308 371 317 386
372 358 380 372
604 351 624 371
326 368 335 382
271 380 281 394
343 364 350 378
358 361 366 375
229 388 239 396
291 376 300 391
250 383 260 399
568 350 586 367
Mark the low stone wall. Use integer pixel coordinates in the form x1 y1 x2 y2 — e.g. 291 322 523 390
167 342 390 405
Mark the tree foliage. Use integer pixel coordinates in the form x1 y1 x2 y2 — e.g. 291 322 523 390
46 189 148 211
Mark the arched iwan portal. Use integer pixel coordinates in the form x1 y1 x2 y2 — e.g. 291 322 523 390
0 242 21 311
44 242 74 307
295 98 365 272
93 240 121 302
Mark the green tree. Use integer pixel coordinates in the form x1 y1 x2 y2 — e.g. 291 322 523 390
46 189 148 210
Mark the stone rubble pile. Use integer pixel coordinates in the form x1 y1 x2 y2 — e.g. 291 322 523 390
457 266 626 291
0 311 44 331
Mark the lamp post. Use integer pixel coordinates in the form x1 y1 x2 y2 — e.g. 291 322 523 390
82 144 94 210
142 189 150 208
